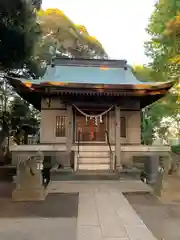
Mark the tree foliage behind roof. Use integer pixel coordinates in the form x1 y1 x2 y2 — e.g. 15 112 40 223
134 65 180 145
145 0 180 77
1 6 107 78
34 9 107 64
0 0 40 71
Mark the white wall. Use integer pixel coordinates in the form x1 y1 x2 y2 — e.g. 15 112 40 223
40 98 68 143
40 98 141 145
40 109 68 143
109 110 141 145
127 111 141 144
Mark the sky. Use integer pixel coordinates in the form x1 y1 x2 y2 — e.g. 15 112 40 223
42 0 156 65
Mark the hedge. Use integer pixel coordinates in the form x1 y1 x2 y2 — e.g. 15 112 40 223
171 145 180 155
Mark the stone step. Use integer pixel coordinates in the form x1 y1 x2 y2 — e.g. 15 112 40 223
78 164 110 171
51 171 120 181
76 170 116 174
78 151 109 158
78 157 110 164
75 145 113 152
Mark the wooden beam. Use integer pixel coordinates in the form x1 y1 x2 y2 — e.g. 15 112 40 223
115 105 121 169
66 105 73 168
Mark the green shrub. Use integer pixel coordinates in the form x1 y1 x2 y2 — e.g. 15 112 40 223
171 145 180 155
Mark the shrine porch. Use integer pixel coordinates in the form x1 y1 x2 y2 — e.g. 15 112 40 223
11 144 171 172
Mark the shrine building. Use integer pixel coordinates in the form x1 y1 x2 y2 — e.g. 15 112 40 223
8 58 174 171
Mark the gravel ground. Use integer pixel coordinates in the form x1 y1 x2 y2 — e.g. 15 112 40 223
125 193 180 240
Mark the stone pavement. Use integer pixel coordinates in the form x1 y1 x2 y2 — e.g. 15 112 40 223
0 218 76 240
49 180 153 194
49 181 156 240
0 192 78 240
0 180 156 240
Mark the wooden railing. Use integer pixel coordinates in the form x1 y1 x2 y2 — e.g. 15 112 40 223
77 130 81 168
105 130 115 171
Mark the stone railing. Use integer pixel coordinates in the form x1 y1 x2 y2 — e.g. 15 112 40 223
121 145 171 153
12 150 47 201
11 144 72 170
10 144 171 176
10 144 67 153
10 143 171 153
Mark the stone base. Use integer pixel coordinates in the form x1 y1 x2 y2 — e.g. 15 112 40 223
116 165 123 172
12 187 47 201
176 164 180 177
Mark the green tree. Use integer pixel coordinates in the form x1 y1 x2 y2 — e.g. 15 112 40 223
0 77 14 146
0 0 40 72
37 9 107 59
134 65 180 144
9 96 39 144
10 97 39 133
133 65 167 82
0 0 41 157
145 0 180 76
164 15 180 69
32 0 42 10
0 79 39 163
30 8 108 77
142 0 180 144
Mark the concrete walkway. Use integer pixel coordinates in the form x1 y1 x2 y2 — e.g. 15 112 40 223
49 181 156 240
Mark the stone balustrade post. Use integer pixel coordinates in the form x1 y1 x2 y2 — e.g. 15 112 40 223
12 151 47 201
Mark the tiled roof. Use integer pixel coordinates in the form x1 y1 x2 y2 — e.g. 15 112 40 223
7 58 175 91
39 65 144 85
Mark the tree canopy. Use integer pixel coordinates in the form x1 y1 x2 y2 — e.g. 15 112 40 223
145 0 180 76
139 0 180 144
32 0 42 10
0 0 40 72
134 65 180 144
0 5 108 158
37 8 107 59
29 8 108 77
0 5 107 77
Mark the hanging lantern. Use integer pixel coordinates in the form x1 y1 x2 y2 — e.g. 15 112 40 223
100 115 103 123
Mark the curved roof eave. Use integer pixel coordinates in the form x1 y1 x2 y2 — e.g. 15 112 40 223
7 76 175 91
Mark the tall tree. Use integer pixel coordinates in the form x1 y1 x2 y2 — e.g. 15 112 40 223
0 0 41 157
29 8 108 77
134 65 180 144
145 0 180 76
143 0 180 144
9 96 39 144
32 0 42 10
37 9 107 59
164 14 180 70
0 0 40 72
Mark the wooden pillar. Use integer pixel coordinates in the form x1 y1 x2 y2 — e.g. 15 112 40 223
66 105 73 168
115 105 121 169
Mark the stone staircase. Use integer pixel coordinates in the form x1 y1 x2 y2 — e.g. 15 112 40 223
51 170 120 181
75 145 114 171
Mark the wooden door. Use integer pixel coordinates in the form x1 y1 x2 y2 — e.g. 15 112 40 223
76 115 106 141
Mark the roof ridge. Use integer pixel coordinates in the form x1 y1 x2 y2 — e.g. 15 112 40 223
52 58 127 69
